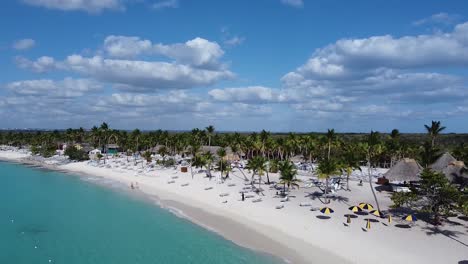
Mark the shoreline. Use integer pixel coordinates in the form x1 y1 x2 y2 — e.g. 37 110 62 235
0 155 344 264
2 151 468 264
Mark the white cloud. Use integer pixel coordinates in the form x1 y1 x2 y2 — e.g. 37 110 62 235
152 0 178 10
291 22 468 80
13 39 36 50
18 54 233 91
413 12 462 26
154 37 224 68
209 86 281 103
15 56 56 73
280 0 303 8
103 36 152 58
103 36 224 68
6 78 102 98
17 36 233 91
224 36 245 47
64 55 233 90
22 0 123 13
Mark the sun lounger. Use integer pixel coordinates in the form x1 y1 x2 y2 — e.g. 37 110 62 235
171 176 179 179
310 207 320 211
219 193 229 197
280 196 289 202
222 200 228 203
204 187 213 190
245 194 255 198
299 202 312 207
275 204 284 209
181 183 189 187
252 198 262 203
167 180 175 184
227 183 236 187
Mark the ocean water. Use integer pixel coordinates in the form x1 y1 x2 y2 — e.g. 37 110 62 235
0 161 282 264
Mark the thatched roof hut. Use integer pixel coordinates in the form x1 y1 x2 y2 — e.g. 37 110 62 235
430 152 457 172
442 161 468 183
384 158 423 182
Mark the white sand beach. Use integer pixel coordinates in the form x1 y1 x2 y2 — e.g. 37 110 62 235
1 149 467 264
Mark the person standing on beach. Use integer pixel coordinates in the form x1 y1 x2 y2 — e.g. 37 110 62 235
241 192 245 201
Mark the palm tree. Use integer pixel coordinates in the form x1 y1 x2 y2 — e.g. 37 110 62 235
191 154 207 179
99 122 109 153
365 131 383 211
142 151 152 163
388 129 401 167
259 130 270 157
278 161 300 194
131 129 141 153
326 129 336 160
203 151 215 179
341 144 363 191
424 121 446 148
245 156 267 186
317 158 340 203
205 125 215 147
217 147 227 181
158 146 169 163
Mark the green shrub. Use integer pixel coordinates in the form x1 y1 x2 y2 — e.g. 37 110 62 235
65 145 89 161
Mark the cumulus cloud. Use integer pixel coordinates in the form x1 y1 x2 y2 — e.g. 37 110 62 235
209 22 468 124
291 22 468 80
15 56 57 73
62 55 233 90
22 0 124 13
209 86 282 103
16 36 233 91
152 0 178 10
413 12 462 26
13 39 36 50
279 23 468 119
103 36 152 58
280 0 303 8
103 36 224 68
6 78 102 98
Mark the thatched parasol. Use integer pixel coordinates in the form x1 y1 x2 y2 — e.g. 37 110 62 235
384 158 422 182
430 152 456 172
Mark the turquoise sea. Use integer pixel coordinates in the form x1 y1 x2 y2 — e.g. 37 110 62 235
0 161 281 264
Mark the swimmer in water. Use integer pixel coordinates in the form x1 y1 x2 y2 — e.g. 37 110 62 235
130 182 134 189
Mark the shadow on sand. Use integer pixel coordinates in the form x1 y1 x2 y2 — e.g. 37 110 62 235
395 224 411 229
316 215 331 220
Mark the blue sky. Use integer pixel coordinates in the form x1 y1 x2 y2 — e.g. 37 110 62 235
1 0 467 132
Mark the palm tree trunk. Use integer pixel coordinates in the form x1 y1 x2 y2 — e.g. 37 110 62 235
190 163 194 179
368 160 381 211
325 177 329 204
347 169 351 191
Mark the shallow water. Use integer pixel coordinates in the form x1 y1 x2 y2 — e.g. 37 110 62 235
0 161 282 264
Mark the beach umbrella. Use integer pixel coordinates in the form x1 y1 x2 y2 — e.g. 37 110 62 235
359 203 374 210
320 207 334 214
348 206 362 212
402 214 417 222
370 210 383 218
366 219 371 229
